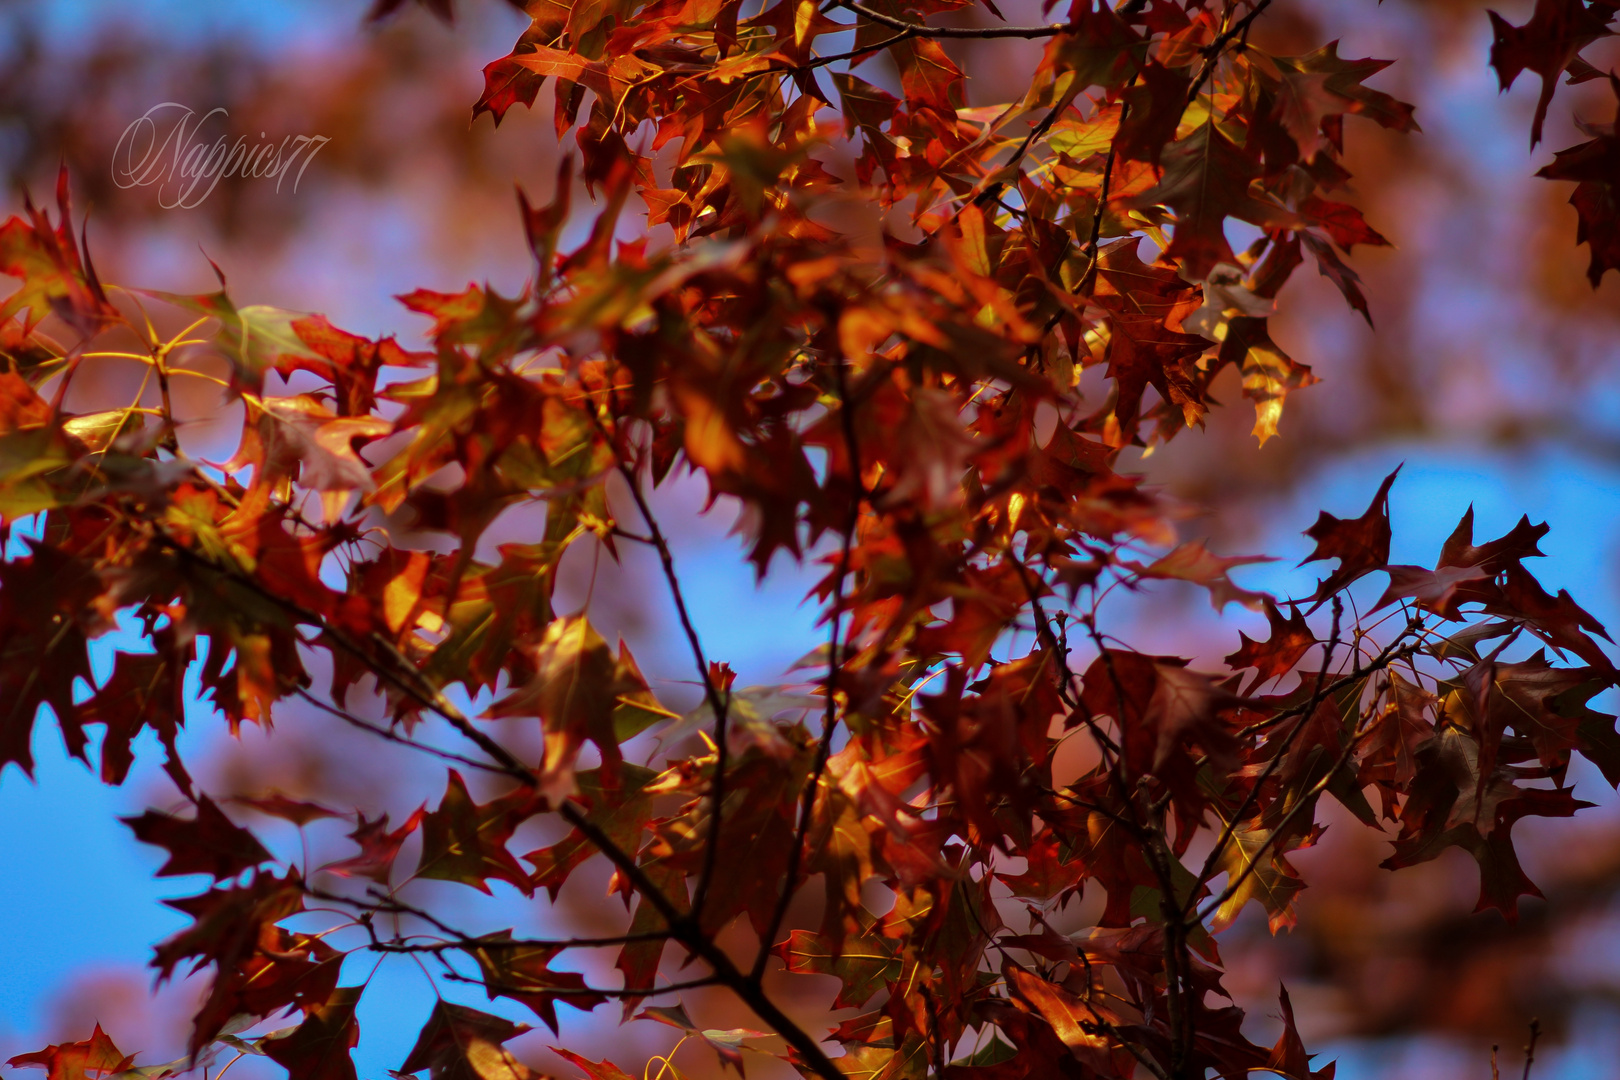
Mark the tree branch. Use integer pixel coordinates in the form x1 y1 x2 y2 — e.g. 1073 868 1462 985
836 0 1070 39
753 354 864 980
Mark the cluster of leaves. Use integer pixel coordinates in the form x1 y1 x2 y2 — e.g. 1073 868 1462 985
1488 0 1620 286
2 0 1616 1079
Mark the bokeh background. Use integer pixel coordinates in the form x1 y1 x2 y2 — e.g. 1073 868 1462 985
0 0 1618 1077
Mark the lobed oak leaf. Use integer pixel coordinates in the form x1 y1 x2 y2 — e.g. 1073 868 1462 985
288 313 429 418
188 924 345 1055
1020 0 1143 111
834 1037 929 1080
400 1001 536 1080
320 805 427 884
771 929 901 1009
122 794 273 881
1121 122 1301 280
1115 60 1194 166
0 541 102 777
1492 562 1616 671
1299 466 1400 602
1360 671 1437 788
1208 819 1309 934
519 158 574 292
259 395 391 519
152 870 304 982
1261 984 1335 1079
1080 650 1239 780
524 763 657 898
1267 42 1419 160
416 771 540 896
1215 316 1318 445
995 830 1087 907
262 986 363 1080
1371 564 1489 619
1298 195 1390 253
76 646 188 786
1131 539 1274 611
1299 232 1373 324
614 861 688 1012
1088 239 1212 438
0 166 119 337
7 1024 133 1080
1225 602 1316 690
1439 506 1548 577
550 1049 636 1080
488 615 665 800
476 55 547 127
1536 75 1620 284
1002 962 1130 1076
464 932 606 1034
1383 725 1592 919
143 270 323 391
1487 0 1614 146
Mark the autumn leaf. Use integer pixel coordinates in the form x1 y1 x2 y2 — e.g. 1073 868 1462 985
262 986 364 1080
416 771 539 896
1121 121 1300 279
1131 539 1274 611
1208 818 1310 933
1536 74 1620 285
320 806 427 884
122 795 273 881
1268 41 1420 159
1487 0 1613 146
1226 602 1316 690
400 1001 535 1080
771 929 900 1008
550 1048 637 1080
463 932 607 1034
488 615 663 800
0 166 118 336
1299 466 1400 601
1262 984 1336 1079
7 1024 133 1080
228 791 344 826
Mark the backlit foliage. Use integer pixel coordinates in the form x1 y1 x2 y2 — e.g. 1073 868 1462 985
3 0 1617 1078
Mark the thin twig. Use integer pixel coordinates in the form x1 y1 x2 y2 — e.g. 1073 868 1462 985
838 0 1070 39
294 689 513 777
588 400 734 922
1185 599 1345 917
1184 0 1274 107
753 355 864 980
1522 1018 1541 1080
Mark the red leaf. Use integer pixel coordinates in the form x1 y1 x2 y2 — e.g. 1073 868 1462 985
400 1001 535 1079
1225 602 1317 689
122 795 273 880
1299 466 1400 601
1488 0 1614 146
7 1024 133 1080
262 986 364 1080
415 770 540 896
320 805 427 884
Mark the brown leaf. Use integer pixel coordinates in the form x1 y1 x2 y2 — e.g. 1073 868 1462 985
6 1024 133 1080
1299 466 1400 601
400 1001 535 1080
122 795 273 881
262 986 364 1080
1225 602 1316 689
